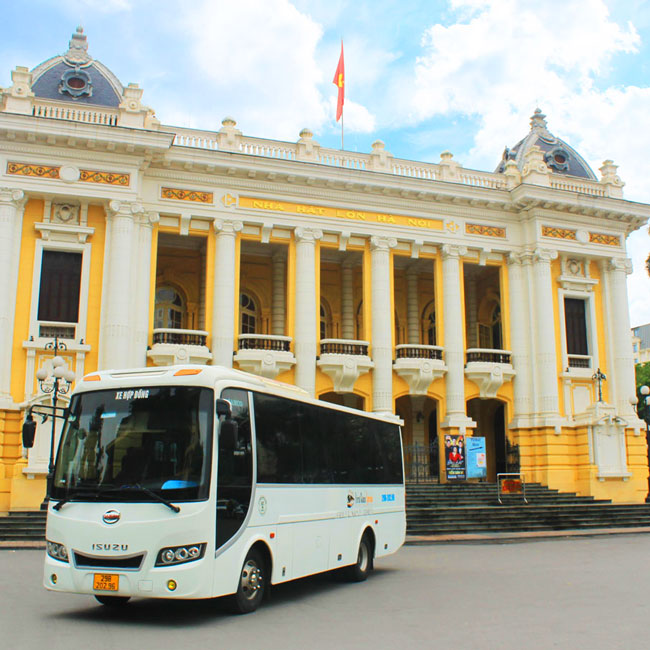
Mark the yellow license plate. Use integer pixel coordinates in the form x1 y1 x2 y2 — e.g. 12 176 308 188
93 573 119 592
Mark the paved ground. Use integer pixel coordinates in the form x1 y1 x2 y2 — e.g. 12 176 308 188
3 535 649 649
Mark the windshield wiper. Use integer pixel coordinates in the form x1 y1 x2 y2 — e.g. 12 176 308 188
52 486 105 511
127 484 181 513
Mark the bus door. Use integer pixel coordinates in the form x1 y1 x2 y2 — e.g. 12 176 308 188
216 388 253 551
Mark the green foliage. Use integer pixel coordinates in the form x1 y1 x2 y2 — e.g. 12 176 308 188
635 362 650 422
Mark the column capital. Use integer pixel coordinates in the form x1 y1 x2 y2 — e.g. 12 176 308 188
441 244 467 260
295 227 323 243
370 235 397 252
608 257 633 275
138 211 159 227
214 218 243 235
507 251 523 266
0 187 26 207
107 199 144 218
533 247 558 264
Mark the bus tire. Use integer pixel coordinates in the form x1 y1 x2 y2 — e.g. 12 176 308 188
229 547 267 614
94 595 131 607
344 532 373 582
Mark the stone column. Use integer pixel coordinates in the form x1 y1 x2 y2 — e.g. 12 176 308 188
507 252 533 423
271 253 286 336
370 236 397 414
532 248 560 418
441 245 471 429
294 227 322 396
407 267 419 344
606 258 636 416
341 261 354 339
101 200 143 370
133 212 158 366
212 219 243 367
0 188 26 405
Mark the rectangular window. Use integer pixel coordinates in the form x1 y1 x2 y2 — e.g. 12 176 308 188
37 250 82 323
564 298 588 356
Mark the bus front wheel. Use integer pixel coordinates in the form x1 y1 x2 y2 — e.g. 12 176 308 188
94 595 131 607
344 533 373 582
229 547 267 614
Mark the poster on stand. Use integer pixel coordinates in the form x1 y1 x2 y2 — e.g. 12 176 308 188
466 437 487 479
444 434 466 481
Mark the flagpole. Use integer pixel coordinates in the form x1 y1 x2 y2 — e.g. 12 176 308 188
341 112 344 150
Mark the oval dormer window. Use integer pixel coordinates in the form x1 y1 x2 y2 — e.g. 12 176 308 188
59 67 92 99
545 147 570 172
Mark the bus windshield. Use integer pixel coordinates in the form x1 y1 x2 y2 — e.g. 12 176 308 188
51 386 213 503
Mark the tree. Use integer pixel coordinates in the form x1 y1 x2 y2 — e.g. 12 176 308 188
635 362 650 423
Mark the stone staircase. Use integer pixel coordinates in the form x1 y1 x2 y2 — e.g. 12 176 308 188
407 482 650 535
0 511 46 544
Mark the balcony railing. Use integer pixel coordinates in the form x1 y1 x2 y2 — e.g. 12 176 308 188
568 354 592 369
395 344 443 361
320 339 370 356
238 334 292 352
466 348 512 364
152 328 208 346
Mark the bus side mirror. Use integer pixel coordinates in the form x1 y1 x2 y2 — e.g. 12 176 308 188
22 413 36 449
219 419 238 451
216 398 232 419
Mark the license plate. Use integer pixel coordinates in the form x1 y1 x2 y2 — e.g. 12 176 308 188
93 573 119 591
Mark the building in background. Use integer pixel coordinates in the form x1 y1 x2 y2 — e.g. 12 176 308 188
632 324 650 365
1 29 649 510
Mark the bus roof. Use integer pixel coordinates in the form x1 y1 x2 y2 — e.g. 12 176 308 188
79 365 403 425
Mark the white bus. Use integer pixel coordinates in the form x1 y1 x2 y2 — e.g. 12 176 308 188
44 365 405 613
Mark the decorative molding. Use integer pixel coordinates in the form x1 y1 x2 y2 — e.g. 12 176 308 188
7 161 59 178
542 225 577 240
161 187 214 203
589 232 620 246
80 169 130 186
465 223 506 238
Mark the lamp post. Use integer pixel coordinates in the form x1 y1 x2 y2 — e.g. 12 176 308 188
637 385 650 498
34 339 76 510
592 368 607 403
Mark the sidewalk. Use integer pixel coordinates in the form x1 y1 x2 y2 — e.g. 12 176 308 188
406 526 650 544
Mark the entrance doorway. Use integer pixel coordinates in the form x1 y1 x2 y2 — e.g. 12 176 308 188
467 398 518 481
396 395 439 483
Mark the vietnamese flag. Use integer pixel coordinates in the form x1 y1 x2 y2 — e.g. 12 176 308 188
333 41 344 121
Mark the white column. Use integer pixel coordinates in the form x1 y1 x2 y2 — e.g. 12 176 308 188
294 227 322 396
441 245 471 430
532 248 560 418
507 252 533 423
0 189 26 405
271 253 286 336
212 219 243 367
407 267 419 344
341 261 354 339
370 236 397 414
133 212 158 366
606 258 636 416
101 200 142 370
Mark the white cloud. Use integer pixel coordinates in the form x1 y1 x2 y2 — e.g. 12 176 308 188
407 0 650 324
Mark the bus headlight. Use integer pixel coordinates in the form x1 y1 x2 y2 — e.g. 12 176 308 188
155 543 206 567
46 540 69 563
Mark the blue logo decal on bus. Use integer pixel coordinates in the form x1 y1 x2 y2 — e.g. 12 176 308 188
381 493 395 502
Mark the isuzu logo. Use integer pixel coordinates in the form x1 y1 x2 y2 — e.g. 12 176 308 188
102 509 121 525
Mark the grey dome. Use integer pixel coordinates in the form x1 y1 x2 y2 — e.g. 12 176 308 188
496 109 597 180
30 27 123 108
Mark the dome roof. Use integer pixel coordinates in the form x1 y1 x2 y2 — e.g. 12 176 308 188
30 27 123 107
495 109 597 180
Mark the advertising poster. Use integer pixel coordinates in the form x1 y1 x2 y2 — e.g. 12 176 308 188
466 437 487 479
444 434 466 481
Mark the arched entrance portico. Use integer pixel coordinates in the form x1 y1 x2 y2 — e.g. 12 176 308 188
396 395 440 483
467 398 519 482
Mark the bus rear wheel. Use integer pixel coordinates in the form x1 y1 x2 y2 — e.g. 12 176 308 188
229 547 267 614
344 533 373 582
94 595 131 607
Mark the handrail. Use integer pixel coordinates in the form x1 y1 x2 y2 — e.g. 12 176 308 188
466 348 512 364
395 344 444 360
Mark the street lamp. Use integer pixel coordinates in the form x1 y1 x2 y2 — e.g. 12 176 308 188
635 385 650 497
33 341 76 510
592 368 607 403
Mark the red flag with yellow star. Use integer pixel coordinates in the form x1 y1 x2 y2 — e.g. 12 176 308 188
333 42 344 121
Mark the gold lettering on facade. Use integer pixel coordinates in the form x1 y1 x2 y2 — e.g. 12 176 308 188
240 196 443 230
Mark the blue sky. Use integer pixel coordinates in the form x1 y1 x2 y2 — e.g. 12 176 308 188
2 0 650 325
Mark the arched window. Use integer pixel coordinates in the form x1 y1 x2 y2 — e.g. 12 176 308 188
240 292 258 334
421 300 436 345
154 286 185 329
320 300 332 340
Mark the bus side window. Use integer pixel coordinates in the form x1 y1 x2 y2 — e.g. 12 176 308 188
216 388 253 550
